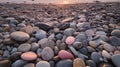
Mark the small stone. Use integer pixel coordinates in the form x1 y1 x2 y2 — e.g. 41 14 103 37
10 31 30 42
12 60 27 67
91 52 102 63
55 33 63 40
62 17 74 23
21 52 37 61
9 52 22 62
56 60 72 67
63 28 76 36
98 63 114 67
41 47 54 61
103 43 115 52
109 36 120 46
96 31 106 36
58 50 74 59
3 50 10 58
73 42 82 49
89 41 97 48
111 30 120 38
0 60 11 67
86 60 96 67
65 36 75 45
23 63 35 67
31 43 39 51
35 30 47 40
73 58 86 67
18 43 31 52
111 54 120 67
59 23 70 30
75 32 87 42
57 43 67 50
36 61 50 67
21 25 34 34
102 50 111 59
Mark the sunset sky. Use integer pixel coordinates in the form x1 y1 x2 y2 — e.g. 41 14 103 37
0 0 120 4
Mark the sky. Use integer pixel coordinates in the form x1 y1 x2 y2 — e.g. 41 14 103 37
0 0 120 4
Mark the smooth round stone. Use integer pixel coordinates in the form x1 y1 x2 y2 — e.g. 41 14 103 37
57 43 67 50
91 52 102 63
12 60 27 67
9 52 22 62
73 42 82 49
41 47 54 61
23 63 35 67
63 28 76 36
31 43 39 51
79 47 88 55
75 32 87 42
111 30 120 38
103 43 115 52
0 60 11 67
102 50 111 59
87 46 95 53
85 29 94 37
77 23 84 28
111 54 120 67
21 25 34 34
21 52 37 61
10 31 30 42
35 30 47 40
89 41 97 48
109 36 120 46
11 48 18 54
18 43 31 52
56 60 72 67
58 50 74 59
73 58 85 67
96 31 106 36
36 61 50 67
38 38 48 45
55 33 63 40
86 60 96 67
40 40 55 49
65 36 75 45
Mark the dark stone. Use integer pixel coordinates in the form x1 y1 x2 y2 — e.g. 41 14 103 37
9 52 22 62
109 36 120 46
59 23 70 30
86 60 97 67
0 60 11 67
56 60 72 67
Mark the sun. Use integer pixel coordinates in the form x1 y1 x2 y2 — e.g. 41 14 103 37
63 1 70 4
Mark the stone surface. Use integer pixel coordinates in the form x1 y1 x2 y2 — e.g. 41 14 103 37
102 50 111 59
41 47 54 61
21 52 37 61
36 61 50 67
18 43 31 52
23 63 35 67
86 60 96 67
12 60 27 67
35 30 47 40
73 58 86 67
0 60 11 67
63 28 76 36
109 36 120 46
103 43 115 52
65 36 75 45
58 50 74 59
111 30 120 38
10 31 30 42
111 54 120 67
56 60 73 67
91 52 102 63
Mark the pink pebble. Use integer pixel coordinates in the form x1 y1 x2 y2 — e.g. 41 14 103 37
21 52 37 61
58 50 74 59
65 36 75 45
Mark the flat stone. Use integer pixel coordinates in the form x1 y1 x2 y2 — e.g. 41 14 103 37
103 43 115 52
10 31 30 42
12 60 27 67
86 60 96 67
18 43 31 52
56 60 72 67
63 28 76 36
0 60 11 67
36 61 50 67
73 58 86 67
41 47 54 61
111 30 120 38
23 63 35 67
109 36 120 46
21 52 37 61
111 54 120 67
91 52 102 63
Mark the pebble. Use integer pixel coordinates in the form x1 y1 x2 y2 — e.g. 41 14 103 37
109 36 120 46
61 17 74 23
56 59 73 67
111 30 120 38
3 50 10 58
73 58 86 67
59 23 70 30
41 47 54 61
91 52 102 63
57 43 67 50
89 41 97 48
65 36 75 45
31 43 39 51
21 52 37 61
35 23 53 32
9 52 22 62
10 31 30 42
12 60 27 67
96 31 107 36
18 43 31 52
55 33 63 40
21 25 34 34
23 63 35 67
111 54 120 67
0 60 11 67
86 60 96 67
98 63 114 67
103 43 115 52
35 30 47 40
73 42 82 49
58 50 74 59
36 61 50 67
63 28 76 36
102 50 111 59
75 32 87 42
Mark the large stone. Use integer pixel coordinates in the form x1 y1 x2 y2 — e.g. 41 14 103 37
10 31 30 42
111 30 120 38
111 54 120 67
18 43 31 52
0 60 11 67
56 60 72 67
63 28 76 36
36 61 50 67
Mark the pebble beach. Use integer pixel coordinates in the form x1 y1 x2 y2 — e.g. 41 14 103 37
0 2 120 67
